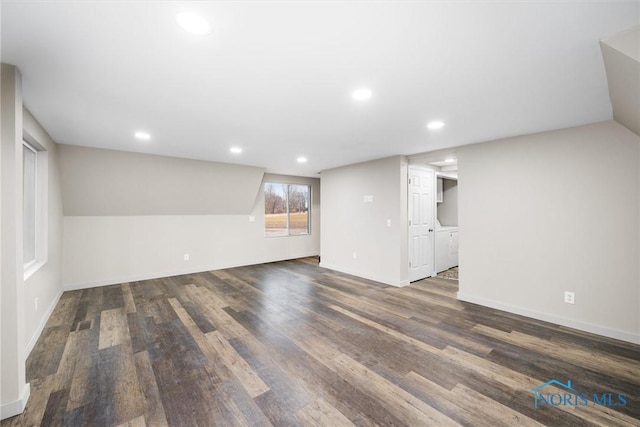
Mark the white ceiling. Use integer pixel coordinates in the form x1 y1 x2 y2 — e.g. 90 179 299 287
2 1 639 177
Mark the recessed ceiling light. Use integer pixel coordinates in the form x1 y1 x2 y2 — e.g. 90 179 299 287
351 88 373 101
230 147 242 154
176 12 212 35
134 131 151 141
427 121 445 130
444 158 456 163
297 157 308 163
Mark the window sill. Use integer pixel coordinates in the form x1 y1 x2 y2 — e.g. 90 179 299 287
265 233 311 239
24 260 47 281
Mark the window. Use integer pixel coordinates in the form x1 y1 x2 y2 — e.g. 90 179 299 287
264 183 310 237
23 143 37 266
22 137 47 277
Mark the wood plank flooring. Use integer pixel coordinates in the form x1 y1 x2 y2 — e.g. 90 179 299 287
4 258 640 426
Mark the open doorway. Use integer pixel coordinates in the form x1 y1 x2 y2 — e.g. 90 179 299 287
407 155 458 283
435 174 458 280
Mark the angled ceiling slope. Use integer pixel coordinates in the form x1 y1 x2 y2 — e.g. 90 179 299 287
600 26 640 137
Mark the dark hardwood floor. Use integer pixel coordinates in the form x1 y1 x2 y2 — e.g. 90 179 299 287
4 258 640 426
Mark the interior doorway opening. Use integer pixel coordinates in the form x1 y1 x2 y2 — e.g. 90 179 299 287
435 174 458 280
407 155 459 283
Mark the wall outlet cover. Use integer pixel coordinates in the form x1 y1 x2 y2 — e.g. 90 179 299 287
564 291 575 304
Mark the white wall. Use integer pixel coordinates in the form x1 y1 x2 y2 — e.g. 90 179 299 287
22 109 64 355
437 178 458 226
1 63 29 419
320 155 408 287
63 173 320 289
1 65 64 419
59 144 265 215
457 121 640 344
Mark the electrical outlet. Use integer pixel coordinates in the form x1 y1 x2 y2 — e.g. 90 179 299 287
249 216 255 222
34 297 38 312
184 253 190 261
352 252 357 259
386 219 391 227
564 291 575 304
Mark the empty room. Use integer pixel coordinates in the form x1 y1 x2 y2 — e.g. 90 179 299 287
1 1 639 426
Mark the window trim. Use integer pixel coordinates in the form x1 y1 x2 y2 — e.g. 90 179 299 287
264 182 311 238
23 142 38 269
22 133 48 280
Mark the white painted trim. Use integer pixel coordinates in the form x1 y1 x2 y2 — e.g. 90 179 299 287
319 262 409 288
25 288 64 357
65 268 226 291
457 291 640 345
64 254 320 291
23 259 46 281
0 383 30 420
435 171 458 180
22 140 49 279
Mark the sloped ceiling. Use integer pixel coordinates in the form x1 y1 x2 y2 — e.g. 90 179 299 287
58 144 265 216
2 1 639 176
601 26 640 137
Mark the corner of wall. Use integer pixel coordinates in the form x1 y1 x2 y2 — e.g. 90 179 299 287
320 155 407 287
1 62 29 419
399 156 409 284
0 384 31 420
457 122 640 344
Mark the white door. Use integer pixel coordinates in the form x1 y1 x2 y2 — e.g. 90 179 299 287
408 167 435 282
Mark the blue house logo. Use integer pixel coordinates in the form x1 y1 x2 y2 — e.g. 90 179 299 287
532 379 587 409
532 379 627 409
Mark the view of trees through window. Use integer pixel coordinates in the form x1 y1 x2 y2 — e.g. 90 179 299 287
264 183 310 237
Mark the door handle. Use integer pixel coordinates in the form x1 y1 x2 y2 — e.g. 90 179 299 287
428 228 434 232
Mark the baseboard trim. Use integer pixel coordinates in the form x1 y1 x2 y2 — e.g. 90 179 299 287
64 269 209 291
457 291 640 345
0 383 30 421
319 262 409 287
25 289 64 357
64 255 320 291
